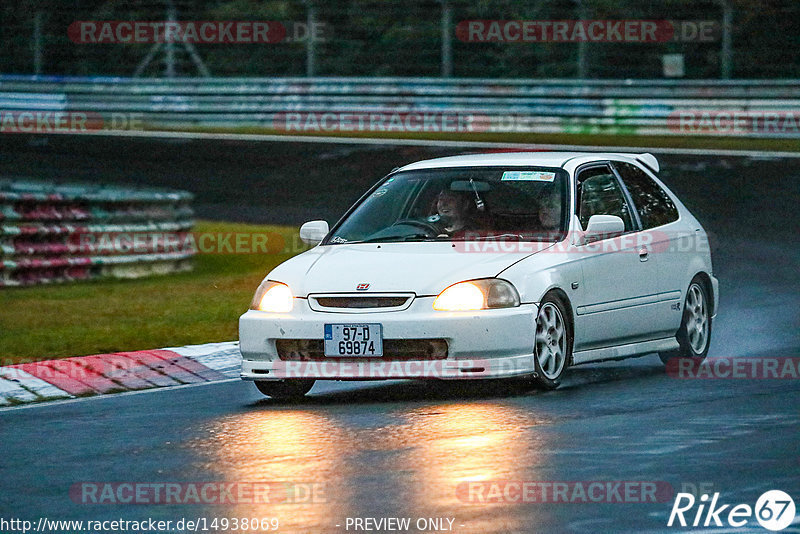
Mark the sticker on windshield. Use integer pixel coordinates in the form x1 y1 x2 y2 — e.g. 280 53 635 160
501 171 556 182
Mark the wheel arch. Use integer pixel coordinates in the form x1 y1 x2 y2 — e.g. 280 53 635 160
692 271 715 316
538 286 575 364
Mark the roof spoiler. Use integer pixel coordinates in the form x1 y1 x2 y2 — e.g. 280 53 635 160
636 153 659 173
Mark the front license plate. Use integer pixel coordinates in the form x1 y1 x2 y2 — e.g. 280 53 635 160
324 324 383 357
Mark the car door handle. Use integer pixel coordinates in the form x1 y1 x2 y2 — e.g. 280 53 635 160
639 248 649 262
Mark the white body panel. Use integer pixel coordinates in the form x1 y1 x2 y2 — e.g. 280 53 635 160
267 242 536 297
239 152 718 381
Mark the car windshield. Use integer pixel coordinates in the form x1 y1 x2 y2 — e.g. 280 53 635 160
326 166 569 244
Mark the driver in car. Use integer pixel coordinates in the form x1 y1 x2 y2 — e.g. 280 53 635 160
428 188 475 237
537 193 561 232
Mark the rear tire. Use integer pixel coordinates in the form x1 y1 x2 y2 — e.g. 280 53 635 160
531 292 572 390
254 379 315 400
659 277 712 364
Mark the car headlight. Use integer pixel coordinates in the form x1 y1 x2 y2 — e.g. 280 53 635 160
250 280 293 312
433 279 520 311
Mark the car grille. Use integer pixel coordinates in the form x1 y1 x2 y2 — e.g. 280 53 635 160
276 339 448 361
308 293 414 312
314 296 409 308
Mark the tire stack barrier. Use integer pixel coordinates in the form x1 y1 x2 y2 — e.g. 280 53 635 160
0 179 195 287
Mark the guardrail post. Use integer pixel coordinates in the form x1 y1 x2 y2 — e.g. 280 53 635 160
441 0 453 78
165 0 177 78
33 11 43 75
720 0 733 79
575 0 588 78
305 1 317 77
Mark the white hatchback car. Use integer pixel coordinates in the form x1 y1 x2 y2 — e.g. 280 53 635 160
240 152 718 398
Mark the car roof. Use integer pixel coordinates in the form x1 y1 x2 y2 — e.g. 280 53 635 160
397 151 659 173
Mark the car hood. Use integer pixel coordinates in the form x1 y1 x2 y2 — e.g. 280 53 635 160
266 241 554 296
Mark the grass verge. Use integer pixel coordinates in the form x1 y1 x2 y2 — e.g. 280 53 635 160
0 221 300 364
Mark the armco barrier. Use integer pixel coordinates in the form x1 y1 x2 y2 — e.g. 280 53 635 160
0 179 194 287
1 76 800 138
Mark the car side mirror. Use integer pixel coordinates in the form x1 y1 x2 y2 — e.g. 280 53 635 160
299 220 329 245
583 215 624 244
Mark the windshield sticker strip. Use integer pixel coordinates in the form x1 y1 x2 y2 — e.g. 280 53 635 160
501 171 556 182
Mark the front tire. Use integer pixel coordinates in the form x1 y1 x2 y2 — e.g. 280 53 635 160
254 379 315 400
531 293 572 389
659 277 712 364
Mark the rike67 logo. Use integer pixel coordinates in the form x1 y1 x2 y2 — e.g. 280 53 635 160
668 490 796 531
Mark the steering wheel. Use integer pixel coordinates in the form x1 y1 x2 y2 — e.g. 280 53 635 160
391 219 441 236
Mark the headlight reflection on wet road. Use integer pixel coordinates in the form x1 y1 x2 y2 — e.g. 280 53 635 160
189 409 349 532
189 400 553 533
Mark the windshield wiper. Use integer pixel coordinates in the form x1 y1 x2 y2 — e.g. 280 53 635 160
469 233 527 241
357 233 439 244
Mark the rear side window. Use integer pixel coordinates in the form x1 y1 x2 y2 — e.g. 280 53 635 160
576 165 634 232
614 162 679 229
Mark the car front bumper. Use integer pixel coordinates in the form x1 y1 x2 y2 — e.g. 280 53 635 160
239 297 538 381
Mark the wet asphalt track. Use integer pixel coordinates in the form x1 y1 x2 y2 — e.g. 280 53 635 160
0 135 799 533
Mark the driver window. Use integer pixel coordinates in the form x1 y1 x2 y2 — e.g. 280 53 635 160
576 166 634 231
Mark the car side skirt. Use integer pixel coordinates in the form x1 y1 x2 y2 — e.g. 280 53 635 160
572 336 679 365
